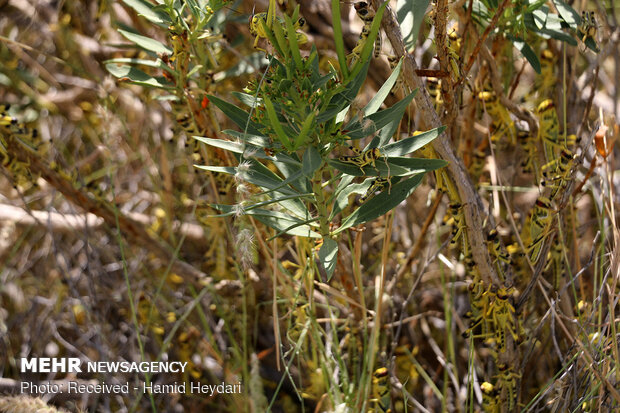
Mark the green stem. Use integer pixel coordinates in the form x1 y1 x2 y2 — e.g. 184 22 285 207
312 162 330 237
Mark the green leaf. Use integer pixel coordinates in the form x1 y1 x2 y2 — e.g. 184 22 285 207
397 0 430 51
532 9 547 30
312 72 336 92
271 18 290 57
121 0 171 26
524 13 577 45
302 146 323 177
524 0 548 12
364 57 403 116
118 29 172 55
294 110 316 149
270 157 310 194
583 36 600 53
331 0 349 79
211 205 320 238
317 59 371 123
104 58 168 69
194 165 237 174
539 26 577 45
284 12 303 68
209 193 313 216
318 238 338 280
346 90 417 140
243 160 310 219
222 130 271 147
335 174 425 233
545 13 564 31
207 95 264 135
264 95 293 151
375 90 417 147
382 126 446 156
328 156 445 178
553 0 579 29
329 175 357 219
105 64 173 89
193 136 244 154
510 38 541 74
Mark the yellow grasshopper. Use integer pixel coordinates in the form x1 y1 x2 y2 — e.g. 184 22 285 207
249 0 307 53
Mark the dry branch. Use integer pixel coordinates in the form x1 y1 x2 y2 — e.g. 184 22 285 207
0 204 205 241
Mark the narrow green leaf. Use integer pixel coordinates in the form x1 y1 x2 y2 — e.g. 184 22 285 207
331 0 349 79
209 193 312 216
318 238 338 280
397 0 430 51
257 168 308 196
271 19 290 57
294 110 316 148
510 38 541 74
532 9 547 30
264 95 293 151
254 214 321 238
121 0 171 26
524 14 577 45
525 0 548 13
346 90 417 140
330 176 370 219
316 58 370 124
375 90 417 147
284 12 303 68
539 27 578 45
105 64 173 89
118 29 172 54
266 216 321 241
553 0 579 29
336 174 425 232
210 205 320 238
194 165 237 174
222 130 271 147
328 156 445 177
545 13 564 31
270 159 310 193
104 58 168 69
583 36 600 53
257 19 284 57
243 160 310 219
193 136 244 154
382 126 446 156
207 95 264 135
302 146 323 177
365 57 403 116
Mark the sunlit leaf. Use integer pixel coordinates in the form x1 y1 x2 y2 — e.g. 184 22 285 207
336 174 425 232
318 238 338 280
118 29 172 55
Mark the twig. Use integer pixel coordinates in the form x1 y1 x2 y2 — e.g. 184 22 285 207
454 0 512 89
394 192 442 282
